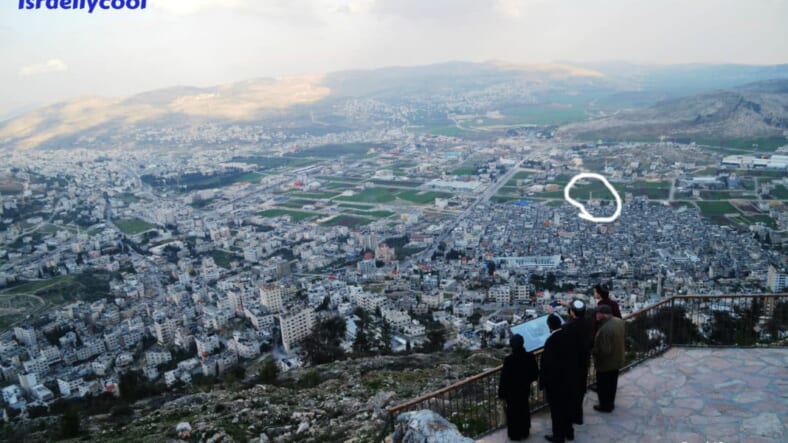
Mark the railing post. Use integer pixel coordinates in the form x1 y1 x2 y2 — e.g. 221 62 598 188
668 296 675 347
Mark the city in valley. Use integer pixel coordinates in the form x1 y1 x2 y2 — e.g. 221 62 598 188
1 106 786 438
1 4 787 440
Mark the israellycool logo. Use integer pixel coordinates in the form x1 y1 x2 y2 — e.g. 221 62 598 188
18 0 147 13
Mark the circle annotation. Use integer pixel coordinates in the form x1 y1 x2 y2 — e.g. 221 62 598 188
563 173 622 223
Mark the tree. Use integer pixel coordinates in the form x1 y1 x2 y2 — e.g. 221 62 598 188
258 359 279 384
469 311 482 326
59 408 80 439
302 316 346 366
379 322 393 355
423 324 447 353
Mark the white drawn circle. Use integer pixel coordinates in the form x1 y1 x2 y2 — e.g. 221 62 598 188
563 173 622 223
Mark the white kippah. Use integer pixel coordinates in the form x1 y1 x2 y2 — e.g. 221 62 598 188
572 300 585 310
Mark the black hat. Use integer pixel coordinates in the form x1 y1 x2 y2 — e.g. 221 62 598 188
597 305 613 315
509 333 524 350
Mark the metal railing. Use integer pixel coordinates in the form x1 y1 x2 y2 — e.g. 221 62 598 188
383 293 788 441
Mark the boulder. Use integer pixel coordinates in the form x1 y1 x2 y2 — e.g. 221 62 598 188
391 410 474 443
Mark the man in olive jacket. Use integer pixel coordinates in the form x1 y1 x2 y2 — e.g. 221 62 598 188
592 305 625 413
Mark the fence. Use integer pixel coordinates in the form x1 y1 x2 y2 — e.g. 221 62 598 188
383 293 787 441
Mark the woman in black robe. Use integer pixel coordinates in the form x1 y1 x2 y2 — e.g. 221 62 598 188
498 333 539 441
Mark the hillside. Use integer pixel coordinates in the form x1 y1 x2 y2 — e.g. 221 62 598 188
0 350 505 442
558 79 788 143
2 62 788 151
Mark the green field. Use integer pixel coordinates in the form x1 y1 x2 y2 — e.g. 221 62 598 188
425 126 471 137
290 191 340 199
697 201 740 215
115 218 156 235
397 190 452 204
731 215 777 228
278 199 317 208
337 203 374 210
346 210 395 219
8 275 74 295
293 143 378 158
336 188 398 203
513 171 534 180
210 250 239 269
452 166 478 176
370 179 423 188
496 104 587 125
769 185 788 199
316 176 364 182
696 137 787 152
258 209 318 222
230 156 316 170
320 215 372 228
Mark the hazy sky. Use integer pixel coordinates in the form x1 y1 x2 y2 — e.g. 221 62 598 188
1 0 787 119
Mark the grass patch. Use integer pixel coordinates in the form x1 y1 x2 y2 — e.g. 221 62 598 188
336 188 398 204
370 179 423 188
209 250 239 269
290 191 340 199
115 218 156 235
695 137 787 152
425 126 470 137
337 203 374 210
258 209 318 222
230 156 316 169
320 215 372 228
732 215 777 228
452 166 478 176
397 190 451 204
189 198 215 209
7 275 74 295
278 199 317 208
293 143 379 158
768 185 788 199
697 201 740 215
513 171 533 180
346 210 395 219
316 176 364 182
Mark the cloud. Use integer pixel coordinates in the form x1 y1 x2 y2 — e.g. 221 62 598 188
153 0 244 15
19 59 68 77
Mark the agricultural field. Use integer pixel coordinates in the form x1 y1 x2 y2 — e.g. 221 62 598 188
769 185 788 200
292 143 379 158
396 190 452 204
335 188 398 203
258 209 319 222
320 215 372 228
696 201 740 216
115 218 156 235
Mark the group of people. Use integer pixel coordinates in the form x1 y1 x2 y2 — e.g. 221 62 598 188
498 284 626 442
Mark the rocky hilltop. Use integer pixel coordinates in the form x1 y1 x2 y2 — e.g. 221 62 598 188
558 79 788 141
1 350 505 443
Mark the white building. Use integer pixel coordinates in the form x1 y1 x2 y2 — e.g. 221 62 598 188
767 265 787 292
195 335 221 358
57 377 84 396
490 285 511 305
260 284 285 313
146 350 173 367
279 308 316 353
13 326 37 347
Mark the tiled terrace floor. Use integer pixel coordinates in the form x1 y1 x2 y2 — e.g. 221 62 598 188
478 347 787 443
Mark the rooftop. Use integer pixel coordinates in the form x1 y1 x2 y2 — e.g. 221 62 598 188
479 347 787 443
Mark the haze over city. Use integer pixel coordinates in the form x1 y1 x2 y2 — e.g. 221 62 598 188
3 0 788 118
0 1 786 442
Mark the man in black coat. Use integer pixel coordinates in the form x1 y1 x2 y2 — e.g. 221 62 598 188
561 299 593 425
540 314 578 443
498 334 539 441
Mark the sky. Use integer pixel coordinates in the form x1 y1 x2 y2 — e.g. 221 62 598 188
1 0 787 119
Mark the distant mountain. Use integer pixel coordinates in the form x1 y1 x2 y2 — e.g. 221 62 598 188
1 61 787 150
558 79 788 142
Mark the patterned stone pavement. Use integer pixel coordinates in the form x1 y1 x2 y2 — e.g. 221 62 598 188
478 347 787 443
